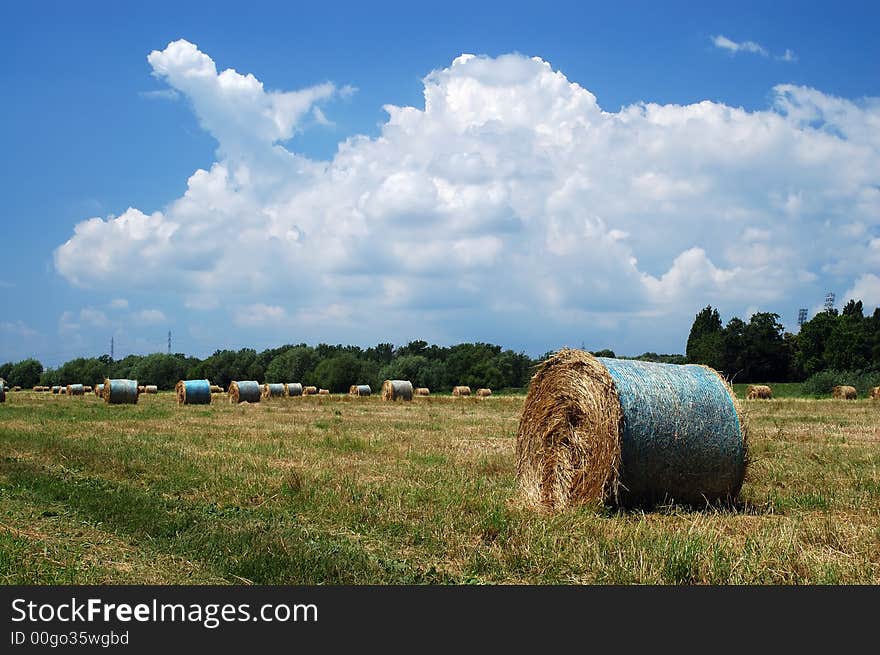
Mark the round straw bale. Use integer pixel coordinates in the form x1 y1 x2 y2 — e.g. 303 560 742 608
66 384 84 396
176 379 211 405
210 385 224 394
381 379 413 401
476 388 492 397
871 386 880 400
0 381 5 403
349 384 372 397
143 385 158 394
452 385 471 397
285 383 303 397
103 379 139 404
832 385 857 400
229 381 261 404
318 389 330 395
94 384 104 397
12 386 21 392
83 385 93 393
746 384 772 400
302 386 318 395
137 385 145 394
516 349 747 510
414 387 430 396
262 383 285 399
51 386 60 394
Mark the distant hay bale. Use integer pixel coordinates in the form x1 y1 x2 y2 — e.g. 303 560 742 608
414 387 430 396
318 389 330 395
452 385 471 397
66 384 84 396
137 385 145 394
382 379 413 401
476 388 492 397
285 383 303 397
12 386 21 392
871 386 880 400
144 385 158 394
0 380 5 403
176 379 211 405
349 384 372 397
302 386 318 396
516 349 747 510
94 384 104 397
103 379 139 404
229 381 261 404
262 383 286 399
51 386 61 394
83 385 93 393
832 385 857 400
747 385 772 400
210 385 224 394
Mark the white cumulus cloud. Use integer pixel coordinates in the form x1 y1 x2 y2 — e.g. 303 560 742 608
53 41 880 352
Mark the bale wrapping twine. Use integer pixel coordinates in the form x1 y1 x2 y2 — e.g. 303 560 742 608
382 379 413 401
832 385 857 400
229 381 261 404
176 379 211 405
285 383 303 397
103 379 139 405
453 386 471 397
262 383 286 399
349 384 372 397
516 349 747 510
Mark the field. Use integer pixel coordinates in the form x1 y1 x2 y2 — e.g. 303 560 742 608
1 390 878 584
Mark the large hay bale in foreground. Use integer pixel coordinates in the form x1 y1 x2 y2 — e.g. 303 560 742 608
476 388 492 397
516 349 747 510
832 385 857 400
414 387 430 396
871 386 880 400
176 379 211 405
452 385 471 397
103 379 139 404
229 381 261 404
349 384 372 397
382 379 413 401
302 386 318 396
285 383 303 397
262 383 286 399
66 384 84 396
747 384 772 400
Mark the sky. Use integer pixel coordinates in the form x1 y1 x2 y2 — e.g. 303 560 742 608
1 0 879 366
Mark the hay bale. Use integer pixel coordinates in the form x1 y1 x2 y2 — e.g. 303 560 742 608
83 385 93 393
302 386 318 396
318 389 330 395
452 386 471 397
103 379 139 404
0 380 5 403
381 379 413 401
832 385 857 400
516 349 746 510
66 384 84 396
94 384 104 397
51 386 61 394
210 385 224 394
262 383 285 399
12 386 21 392
143 385 158 394
870 386 880 400
349 384 372 397
229 381 261 404
476 388 492 397
746 384 772 400
176 379 211 405
414 387 430 396
137 385 145 394
285 383 303 397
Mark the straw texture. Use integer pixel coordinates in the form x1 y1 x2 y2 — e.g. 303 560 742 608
229 381 261 404
103 379 139 404
176 379 211 405
382 380 413 401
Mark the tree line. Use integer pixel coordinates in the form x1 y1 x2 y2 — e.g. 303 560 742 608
686 300 880 385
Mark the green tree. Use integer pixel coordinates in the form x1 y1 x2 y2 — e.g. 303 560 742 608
8 358 43 388
130 353 192 390
739 313 789 381
686 306 724 370
314 353 369 393
795 312 838 377
264 346 318 384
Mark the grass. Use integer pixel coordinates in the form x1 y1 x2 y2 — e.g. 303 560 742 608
0 391 878 584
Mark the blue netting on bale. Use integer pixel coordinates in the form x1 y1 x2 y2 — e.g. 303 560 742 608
67 384 84 396
286 383 303 397
230 381 261 404
104 379 139 405
263 383 285 399
178 379 211 405
597 357 745 505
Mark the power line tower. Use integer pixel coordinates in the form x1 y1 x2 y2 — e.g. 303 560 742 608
823 292 836 313
110 336 114 361
167 331 172 355
797 308 808 327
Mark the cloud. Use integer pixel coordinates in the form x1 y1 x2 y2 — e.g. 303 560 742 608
712 35 769 56
110 298 129 309
132 309 167 324
842 274 880 313
778 49 798 63
138 89 180 101
54 42 880 351
0 320 38 338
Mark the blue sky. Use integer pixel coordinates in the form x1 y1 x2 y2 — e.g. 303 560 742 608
1 0 878 366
